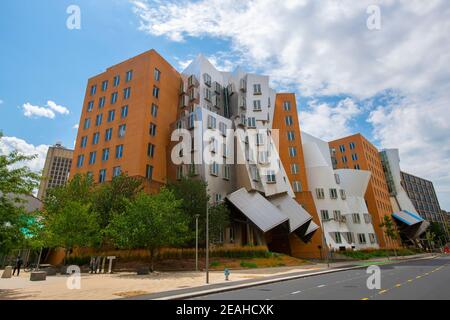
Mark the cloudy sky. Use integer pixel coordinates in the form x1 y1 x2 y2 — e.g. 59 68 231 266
0 0 449 210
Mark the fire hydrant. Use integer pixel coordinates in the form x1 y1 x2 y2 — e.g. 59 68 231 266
224 268 230 281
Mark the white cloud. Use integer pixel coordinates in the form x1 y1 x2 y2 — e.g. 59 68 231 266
131 0 450 208
0 136 49 173
72 124 79 130
21 100 70 119
300 98 362 141
0 99 3 105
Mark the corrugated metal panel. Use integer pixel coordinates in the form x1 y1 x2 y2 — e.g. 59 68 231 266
301 221 320 243
268 194 312 233
226 188 288 233
392 210 421 226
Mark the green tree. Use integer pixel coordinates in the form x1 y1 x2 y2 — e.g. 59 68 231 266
380 215 400 257
91 174 143 228
208 203 231 243
0 132 40 254
106 189 189 271
429 222 446 246
44 201 101 264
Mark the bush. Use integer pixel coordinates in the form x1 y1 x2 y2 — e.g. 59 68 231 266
210 261 221 267
240 261 258 269
340 248 419 260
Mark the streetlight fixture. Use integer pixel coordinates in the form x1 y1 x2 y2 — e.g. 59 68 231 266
195 214 200 271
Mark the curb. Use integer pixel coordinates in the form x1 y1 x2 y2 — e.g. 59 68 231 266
154 254 439 300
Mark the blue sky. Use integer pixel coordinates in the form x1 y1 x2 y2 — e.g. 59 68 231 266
0 0 449 210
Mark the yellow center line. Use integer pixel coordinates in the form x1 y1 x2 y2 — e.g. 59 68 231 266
416 276 422 279
395 284 402 288
361 298 369 300
407 279 413 282
379 289 388 294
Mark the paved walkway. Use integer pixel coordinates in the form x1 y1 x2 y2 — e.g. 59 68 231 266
0 253 434 300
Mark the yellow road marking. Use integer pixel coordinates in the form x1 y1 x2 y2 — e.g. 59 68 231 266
361 298 369 300
395 284 402 288
407 279 413 282
416 276 422 279
379 289 388 294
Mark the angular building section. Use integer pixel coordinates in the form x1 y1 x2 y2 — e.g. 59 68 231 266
399 170 449 242
70 50 181 193
329 134 398 248
37 143 73 200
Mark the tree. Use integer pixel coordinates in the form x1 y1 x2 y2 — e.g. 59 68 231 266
0 131 40 254
106 189 189 271
91 174 143 228
429 222 446 247
380 215 400 257
44 201 101 264
208 203 231 243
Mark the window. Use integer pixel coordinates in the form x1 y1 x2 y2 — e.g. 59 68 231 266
354 164 361 170
203 73 211 86
334 173 341 184
123 87 131 100
352 213 361 224
115 145 124 159
80 136 88 148
95 114 103 126
151 104 158 117
247 117 256 128
105 128 113 141
153 86 159 98
253 84 262 95
329 188 338 199
188 113 196 129
293 181 302 192
77 155 84 168
207 115 217 129
253 100 261 111
98 97 106 109
146 165 153 180
358 233 367 244
113 166 121 177
251 166 260 182
369 233 377 244
316 188 325 199
108 110 115 122
126 70 133 82
101 80 108 92
102 148 110 161
364 213 372 224
283 101 291 111
111 92 118 104
289 147 297 157
339 145 346 153
334 232 342 244
346 232 355 244
147 143 155 158
209 138 218 153
121 105 128 118
154 68 161 81
352 153 358 161
84 118 91 129
333 210 342 221
321 210 330 221
87 101 94 112
219 122 227 136
340 189 347 200
99 169 107 183
113 75 120 87
176 166 183 180
118 124 126 138
291 164 299 174
287 131 295 141
90 85 97 96
342 156 348 163
149 123 157 136
210 162 219 176
223 165 231 180
266 170 276 183
285 116 293 126
89 151 97 165
349 142 356 150
256 133 265 146
92 132 100 145
258 151 269 164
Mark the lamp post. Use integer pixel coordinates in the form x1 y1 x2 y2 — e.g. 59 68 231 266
205 202 210 284
195 214 200 271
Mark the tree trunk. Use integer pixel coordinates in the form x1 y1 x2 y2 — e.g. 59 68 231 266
149 248 155 273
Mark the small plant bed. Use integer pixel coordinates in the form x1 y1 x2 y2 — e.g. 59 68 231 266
339 248 422 260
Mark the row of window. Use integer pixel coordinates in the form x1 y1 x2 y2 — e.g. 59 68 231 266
332 232 377 245
316 188 347 200
83 105 129 129
77 145 124 168
338 142 356 153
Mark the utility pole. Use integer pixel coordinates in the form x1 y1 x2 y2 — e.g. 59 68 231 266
206 202 210 284
195 214 200 271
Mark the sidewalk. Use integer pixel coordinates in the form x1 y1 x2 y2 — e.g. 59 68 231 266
0 253 436 300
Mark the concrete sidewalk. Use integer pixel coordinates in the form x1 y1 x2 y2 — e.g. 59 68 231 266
0 253 436 300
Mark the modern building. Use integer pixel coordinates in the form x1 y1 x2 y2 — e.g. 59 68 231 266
400 170 449 241
379 149 429 243
329 134 398 248
37 143 73 200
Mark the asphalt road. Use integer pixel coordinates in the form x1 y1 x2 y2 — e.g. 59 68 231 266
193 255 450 300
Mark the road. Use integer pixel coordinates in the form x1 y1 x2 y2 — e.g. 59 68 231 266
193 255 450 300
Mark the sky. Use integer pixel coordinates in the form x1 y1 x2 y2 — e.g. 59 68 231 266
0 0 449 210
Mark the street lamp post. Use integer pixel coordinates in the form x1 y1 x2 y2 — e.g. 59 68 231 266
195 214 200 272
205 202 210 284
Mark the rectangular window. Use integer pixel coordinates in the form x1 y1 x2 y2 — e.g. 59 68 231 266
253 100 261 111
349 142 356 150
188 113 196 129
339 145 346 153
149 123 157 136
369 233 377 244
80 136 88 148
87 101 94 112
358 233 367 244
352 213 361 224
334 232 342 244
89 151 97 165
118 124 126 138
123 87 131 100
289 147 297 157
92 132 100 145
293 181 302 192
223 165 231 180
105 128 113 141
219 122 227 136
291 163 299 174
146 165 154 180
247 117 256 128
321 210 330 221
154 68 161 81
111 92 118 104
151 104 158 117
77 155 84 168
364 213 372 224
90 85 97 96
84 118 91 129
98 97 106 109
102 148 110 161
287 131 295 141
95 114 103 126
210 162 219 176
113 166 121 177
266 170 276 183
153 86 160 98
121 105 128 118
342 156 348 163
316 188 325 199
330 188 338 199
203 73 211 86
207 115 217 129
352 153 358 161
251 166 260 182
115 145 124 159
253 84 262 95
283 101 291 111
108 110 115 122
333 210 342 221
354 164 361 170
340 189 347 200
101 80 108 92
113 75 120 87
334 173 341 184
176 166 183 180
99 169 107 183
285 116 293 126
147 143 155 158
126 70 133 82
